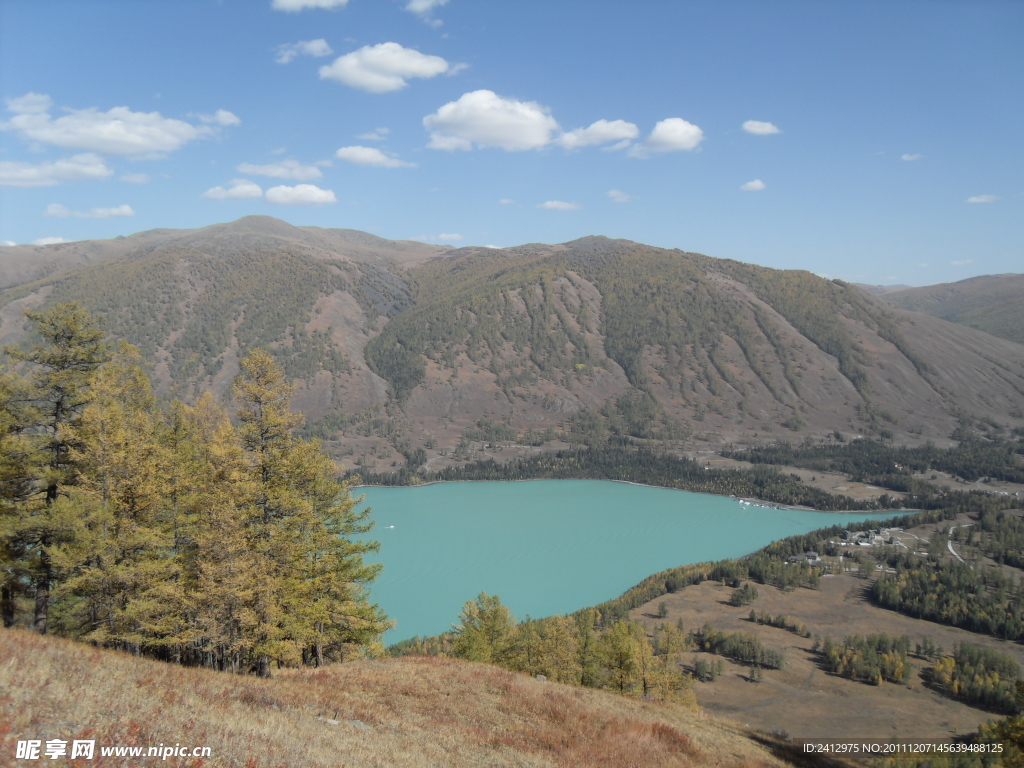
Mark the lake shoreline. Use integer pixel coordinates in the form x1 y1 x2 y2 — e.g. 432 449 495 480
351 476 886 514
357 480 894 642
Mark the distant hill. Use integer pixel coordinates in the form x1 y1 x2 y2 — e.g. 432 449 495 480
0 628 787 768
853 283 911 296
3 217 1023 474
872 274 1024 345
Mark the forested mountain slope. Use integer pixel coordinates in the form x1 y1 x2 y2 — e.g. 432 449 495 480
2 217 1022 474
873 274 1024 345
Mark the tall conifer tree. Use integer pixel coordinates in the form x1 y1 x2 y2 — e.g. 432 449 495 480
233 349 387 675
3 303 108 634
54 344 177 652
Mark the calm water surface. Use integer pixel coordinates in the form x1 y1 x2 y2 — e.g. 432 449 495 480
357 480 887 642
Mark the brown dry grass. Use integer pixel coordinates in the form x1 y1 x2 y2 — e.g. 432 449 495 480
0 628 790 768
632 567 1024 744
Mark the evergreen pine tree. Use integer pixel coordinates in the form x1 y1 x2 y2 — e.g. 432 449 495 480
3 302 108 634
53 344 175 652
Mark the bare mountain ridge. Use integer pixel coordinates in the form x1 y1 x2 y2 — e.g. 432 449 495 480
2 217 1023 474
0 215 450 291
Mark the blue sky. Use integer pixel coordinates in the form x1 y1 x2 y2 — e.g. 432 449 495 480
1 0 1020 285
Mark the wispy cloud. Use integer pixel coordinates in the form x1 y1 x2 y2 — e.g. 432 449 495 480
405 0 448 27
45 203 135 219
966 194 997 204
272 0 349 11
357 128 390 141
950 259 973 266
742 120 781 135
607 189 635 203
236 159 326 180
264 184 336 205
275 39 333 64
0 153 112 187
335 146 416 168
537 200 580 210
201 179 264 200
3 92 236 157
740 179 766 191
901 153 923 161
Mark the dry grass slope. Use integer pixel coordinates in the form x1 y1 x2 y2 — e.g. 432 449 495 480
0 629 789 768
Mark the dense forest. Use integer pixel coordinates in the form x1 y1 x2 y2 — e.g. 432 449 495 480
724 436 1024 484
0 304 387 675
871 555 1024 641
931 644 1021 713
353 445 890 511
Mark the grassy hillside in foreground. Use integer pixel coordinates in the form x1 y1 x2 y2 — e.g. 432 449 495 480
0 629 789 768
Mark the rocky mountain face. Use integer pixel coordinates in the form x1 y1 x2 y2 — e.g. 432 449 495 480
2 216 1022 474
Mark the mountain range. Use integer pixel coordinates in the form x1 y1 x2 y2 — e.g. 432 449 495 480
2 216 1022 474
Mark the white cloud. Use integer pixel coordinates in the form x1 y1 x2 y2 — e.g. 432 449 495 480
556 119 638 150
740 179 766 191
319 42 451 93
264 184 337 205
2 93 232 156
120 173 150 184
196 109 241 127
607 189 635 203
406 0 448 25
966 194 997 204
438 232 462 241
742 120 781 135
357 127 390 141
201 179 264 200
951 259 974 266
236 159 325 180
33 237 66 245
1 241 15 246
499 198 514 205
425 90 559 151
275 39 333 64
335 146 416 168
272 0 349 10
629 118 704 157
0 153 113 187
406 0 448 15
537 200 580 210
6 92 52 114
901 153 923 161
45 203 135 219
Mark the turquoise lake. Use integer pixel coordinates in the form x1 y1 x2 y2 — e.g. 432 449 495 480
356 479 888 643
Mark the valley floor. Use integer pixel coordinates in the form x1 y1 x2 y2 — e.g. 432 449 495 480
632 570 1024 744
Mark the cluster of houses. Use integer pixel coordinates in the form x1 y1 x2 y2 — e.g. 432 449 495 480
787 551 824 566
839 527 898 547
